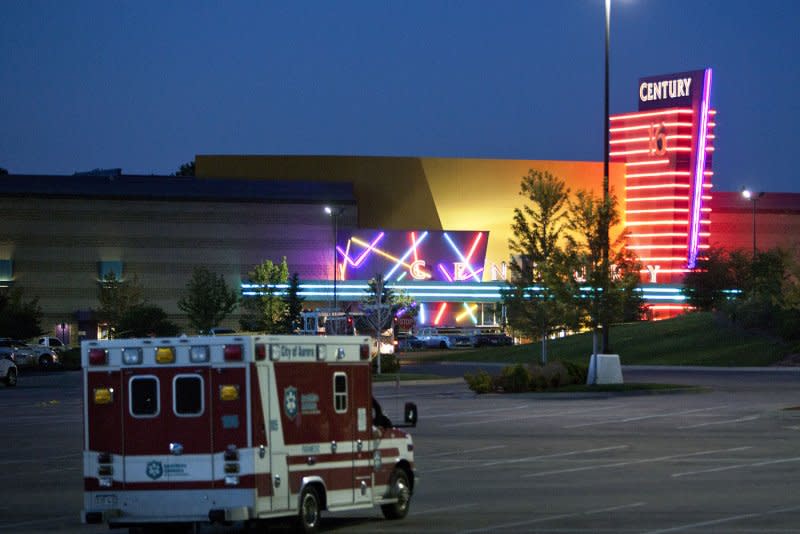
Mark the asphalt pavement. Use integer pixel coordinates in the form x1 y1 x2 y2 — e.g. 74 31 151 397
2 365 800 533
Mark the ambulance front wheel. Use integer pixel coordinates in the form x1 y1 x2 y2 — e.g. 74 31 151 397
381 468 411 520
298 486 322 534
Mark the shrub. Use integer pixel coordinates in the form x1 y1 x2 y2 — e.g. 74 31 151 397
529 365 547 391
60 348 81 370
499 364 531 393
464 370 495 394
560 360 588 385
542 361 569 389
373 353 400 374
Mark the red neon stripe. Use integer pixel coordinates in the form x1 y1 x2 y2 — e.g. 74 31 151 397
433 303 448 325
626 171 691 178
465 232 483 262
610 108 694 121
626 196 690 202
625 159 670 167
626 184 691 191
625 220 689 226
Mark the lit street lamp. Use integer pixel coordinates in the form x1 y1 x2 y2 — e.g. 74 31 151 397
601 0 611 353
741 188 764 256
324 206 344 310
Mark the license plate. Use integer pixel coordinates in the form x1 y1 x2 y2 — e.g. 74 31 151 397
95 494 117 506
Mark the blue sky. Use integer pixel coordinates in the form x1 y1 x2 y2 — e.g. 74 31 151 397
2 0 798 192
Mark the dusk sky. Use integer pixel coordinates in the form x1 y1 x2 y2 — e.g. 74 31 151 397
2 0 798 193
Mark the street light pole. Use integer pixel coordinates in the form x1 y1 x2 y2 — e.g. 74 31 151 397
741 189 764 256
324 206 344 311
601 0 611 354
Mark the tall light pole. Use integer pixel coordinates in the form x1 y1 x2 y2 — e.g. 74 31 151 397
741 189 764 256
601 0 611 353
324 206 344 310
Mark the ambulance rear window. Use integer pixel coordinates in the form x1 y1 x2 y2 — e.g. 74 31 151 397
174 375 204 416
333 372 347 413
130 376 159 417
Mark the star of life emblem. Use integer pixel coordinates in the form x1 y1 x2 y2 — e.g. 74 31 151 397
284 386 298 420
146 460 164 480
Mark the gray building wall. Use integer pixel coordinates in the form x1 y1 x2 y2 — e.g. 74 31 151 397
0 194 355 339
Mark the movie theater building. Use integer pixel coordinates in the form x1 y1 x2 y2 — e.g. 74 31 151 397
2 68 799 341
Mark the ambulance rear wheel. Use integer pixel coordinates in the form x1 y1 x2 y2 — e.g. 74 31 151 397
298 486 322 533
381 468 411 520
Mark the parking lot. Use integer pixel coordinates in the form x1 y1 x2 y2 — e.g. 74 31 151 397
2 366 800 533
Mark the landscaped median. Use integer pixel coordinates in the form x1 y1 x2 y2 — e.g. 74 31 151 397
394 311 798 392
418 312 799 368
463 361 702 395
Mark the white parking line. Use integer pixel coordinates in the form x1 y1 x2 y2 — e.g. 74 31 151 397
414 502 479 515
426 445 507 458
424 445 629 474
564 405 729 429
424 404 529 419
0 515 76 531
672 456 800 478
444 403 623 428
521 446 752 478
480 445 629 467
458 501 646 533
641 504 800 533
677 414 759 429
0 453 80 466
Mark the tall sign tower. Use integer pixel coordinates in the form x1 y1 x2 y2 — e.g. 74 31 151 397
610 69 716 293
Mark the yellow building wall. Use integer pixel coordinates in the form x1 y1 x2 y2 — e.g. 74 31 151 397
196 155 626 277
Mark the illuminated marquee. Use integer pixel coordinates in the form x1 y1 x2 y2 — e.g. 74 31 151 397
337 229 492 283
611 69 715 288
334 229 498 326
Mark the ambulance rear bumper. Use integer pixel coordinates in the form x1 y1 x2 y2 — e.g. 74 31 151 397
83 488 253 525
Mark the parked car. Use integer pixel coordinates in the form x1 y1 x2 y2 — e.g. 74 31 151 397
207 327 236 336
0 339 60 370
452 334 479 348
1 354 17 387
36 336 69 354
416 328 452 349
396 334 425 351
474 333 514 347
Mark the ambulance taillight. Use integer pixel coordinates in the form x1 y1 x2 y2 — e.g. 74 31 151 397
360 344 369 360
224 444 240 485
97 452 114 487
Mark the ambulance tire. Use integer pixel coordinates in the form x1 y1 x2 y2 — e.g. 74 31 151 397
381 468 411 520
297 486 322 534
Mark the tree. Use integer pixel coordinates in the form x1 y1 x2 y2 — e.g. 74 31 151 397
504 169 572 364
239 258 289 333
97 272 145 338
280 272 305 334
178 267 238 334
0 287 44 339
174 161 195 176
0 167 8 176
116 304 181 338
564 189 642 348
682 247 738 311
360 274 413 373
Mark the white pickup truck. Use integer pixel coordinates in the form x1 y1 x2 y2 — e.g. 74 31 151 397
36 336 69 353
416 327 452 349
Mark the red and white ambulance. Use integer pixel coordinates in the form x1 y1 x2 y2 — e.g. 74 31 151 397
81 334 417 532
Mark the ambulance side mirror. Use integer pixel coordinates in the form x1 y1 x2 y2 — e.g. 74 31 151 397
404 402 418 427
